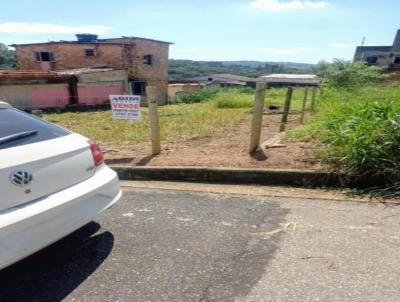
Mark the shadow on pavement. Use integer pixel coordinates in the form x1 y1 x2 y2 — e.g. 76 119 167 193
0 221 114 302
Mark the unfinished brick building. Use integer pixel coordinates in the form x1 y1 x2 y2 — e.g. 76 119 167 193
11 34 172 104
354 29 400 69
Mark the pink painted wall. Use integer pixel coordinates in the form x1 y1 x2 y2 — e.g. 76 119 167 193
31 85 70 108
77 84 124 105
26 83 124 108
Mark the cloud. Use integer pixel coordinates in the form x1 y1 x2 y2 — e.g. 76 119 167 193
0 22 111 34
261 47 315 55
250 0 330 11
329 43 357 49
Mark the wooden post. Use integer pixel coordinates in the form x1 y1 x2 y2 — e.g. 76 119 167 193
299 87 309 124
147 87 161 155
279 87 293 133
310 86 317 113
249 82 266 153
125 79 132 95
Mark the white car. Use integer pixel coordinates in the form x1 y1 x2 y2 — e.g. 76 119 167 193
0 101 121 270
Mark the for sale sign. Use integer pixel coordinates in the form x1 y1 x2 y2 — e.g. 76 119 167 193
110 95 141 120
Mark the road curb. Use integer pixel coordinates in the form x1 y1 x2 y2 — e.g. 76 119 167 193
111 166 346 187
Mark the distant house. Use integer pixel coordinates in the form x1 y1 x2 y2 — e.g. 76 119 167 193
354 29 400 69
258 74 320 87
10 34 173 104
179 74 256 87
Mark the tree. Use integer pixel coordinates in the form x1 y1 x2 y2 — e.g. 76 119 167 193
0 43 16 69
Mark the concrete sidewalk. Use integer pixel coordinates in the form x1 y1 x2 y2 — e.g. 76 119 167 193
120 180 399 204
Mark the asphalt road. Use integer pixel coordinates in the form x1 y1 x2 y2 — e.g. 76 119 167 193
1 187 400 301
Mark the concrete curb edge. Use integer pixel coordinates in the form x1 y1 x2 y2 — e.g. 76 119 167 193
111 166 346 187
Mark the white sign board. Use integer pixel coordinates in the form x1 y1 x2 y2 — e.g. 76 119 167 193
110 95 141 120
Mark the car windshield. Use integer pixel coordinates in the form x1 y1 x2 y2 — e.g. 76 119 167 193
0 108 70 150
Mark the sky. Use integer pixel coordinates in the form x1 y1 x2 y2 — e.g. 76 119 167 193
0 0 399 64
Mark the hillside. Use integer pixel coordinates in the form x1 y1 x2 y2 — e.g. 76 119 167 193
220 60 313 70
169 59 314 80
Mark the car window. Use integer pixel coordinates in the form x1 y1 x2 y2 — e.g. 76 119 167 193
0 108 70 150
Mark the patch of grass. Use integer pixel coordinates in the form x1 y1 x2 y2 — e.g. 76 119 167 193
237 87 255 94
44 103 247 144
210 87 309 109
212 90 254 108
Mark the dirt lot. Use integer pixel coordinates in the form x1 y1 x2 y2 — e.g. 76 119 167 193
103 112 322 170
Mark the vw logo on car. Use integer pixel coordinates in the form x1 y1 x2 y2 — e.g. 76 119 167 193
10 171 33 186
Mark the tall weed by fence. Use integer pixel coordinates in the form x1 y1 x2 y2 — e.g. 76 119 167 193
289 85 400 196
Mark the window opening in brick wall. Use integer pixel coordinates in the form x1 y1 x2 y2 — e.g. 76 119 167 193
143 55 153 65
365 56 378 64
85 49 95 56
35 52 55 61
131 81 147 95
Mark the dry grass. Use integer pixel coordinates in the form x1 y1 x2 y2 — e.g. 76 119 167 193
212 87 310 110
44 103 248 144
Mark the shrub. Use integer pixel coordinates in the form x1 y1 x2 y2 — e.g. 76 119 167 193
174 87 219 104
315 59 387 88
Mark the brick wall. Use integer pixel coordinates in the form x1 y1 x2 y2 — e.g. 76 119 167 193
132 39 169 105
130 39 169 80
15 43 125 70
